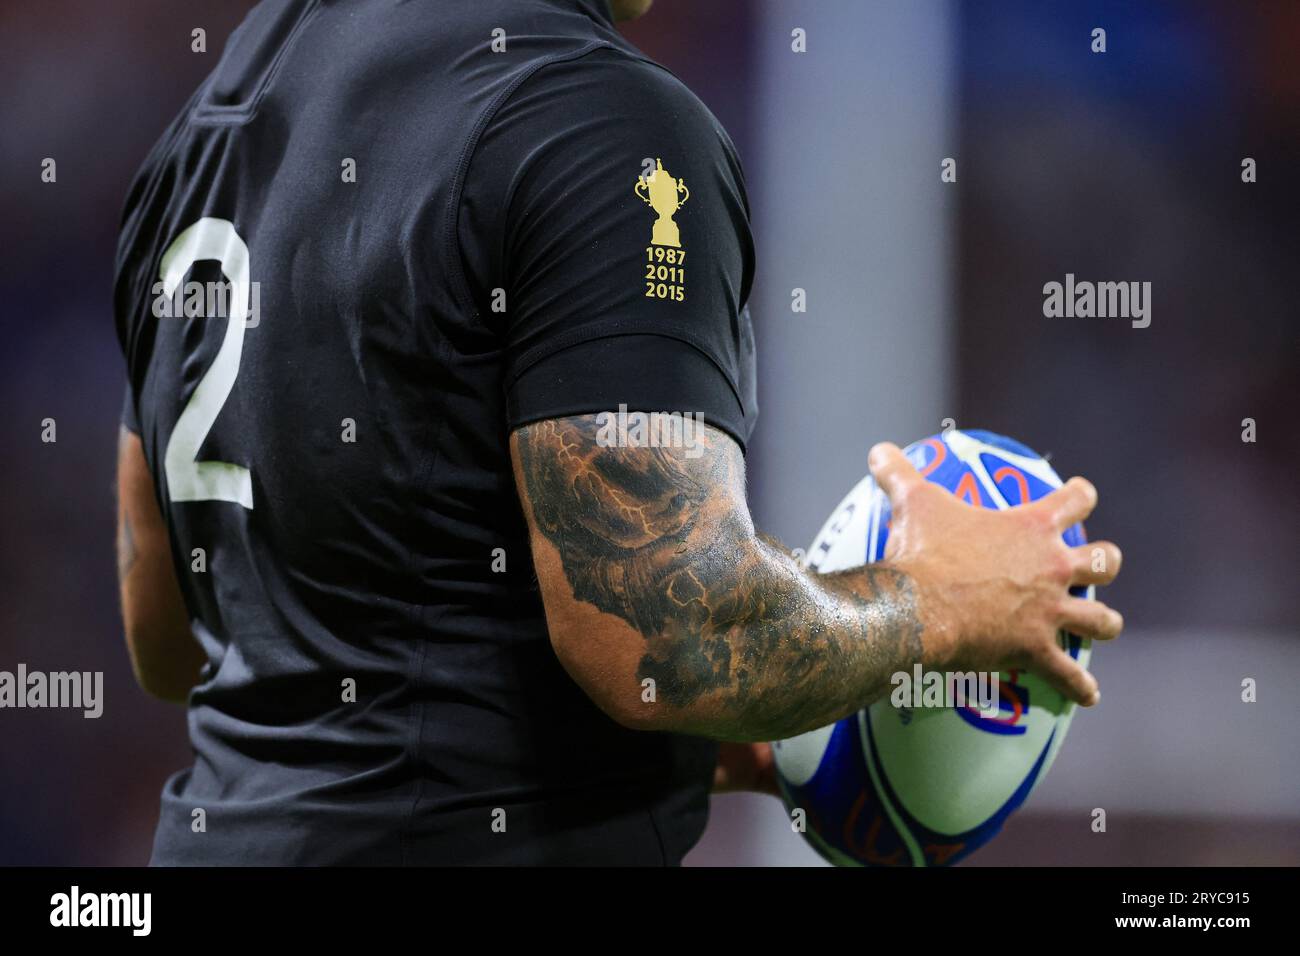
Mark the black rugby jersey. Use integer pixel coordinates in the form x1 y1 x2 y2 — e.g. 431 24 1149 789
115 0 756 864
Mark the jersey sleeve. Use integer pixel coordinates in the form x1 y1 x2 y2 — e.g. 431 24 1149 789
458 46 757 450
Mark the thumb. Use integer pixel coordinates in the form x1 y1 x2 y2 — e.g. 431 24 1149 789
869 442 925 509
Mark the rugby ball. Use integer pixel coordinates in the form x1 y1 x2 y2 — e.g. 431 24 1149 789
773 429 1092 866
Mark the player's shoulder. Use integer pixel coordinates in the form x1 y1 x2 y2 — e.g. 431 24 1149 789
549 45 720 124
499 43 738 167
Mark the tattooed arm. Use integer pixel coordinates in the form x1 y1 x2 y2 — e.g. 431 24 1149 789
117 426 204 702
511 416 1124 743
510 415 922 742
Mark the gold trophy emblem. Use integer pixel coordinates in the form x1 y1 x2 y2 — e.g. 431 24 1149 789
635 158 689 248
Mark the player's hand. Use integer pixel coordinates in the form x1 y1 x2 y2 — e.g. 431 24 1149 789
712 742 779 796
868 442 1123 707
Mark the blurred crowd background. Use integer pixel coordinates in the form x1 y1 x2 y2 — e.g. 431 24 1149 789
1 0 1295 866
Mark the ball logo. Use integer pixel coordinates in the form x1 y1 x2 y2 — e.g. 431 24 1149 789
843 796 905 866
911 437 945 475
957 670 1029 736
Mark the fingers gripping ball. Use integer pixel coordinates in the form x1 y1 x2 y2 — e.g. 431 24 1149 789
774 429 1093 867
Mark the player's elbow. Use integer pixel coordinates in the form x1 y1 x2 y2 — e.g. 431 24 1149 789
546 621 679 734
124 625 200 703
129 661 191 704
119 565 204 703
597 691 668 734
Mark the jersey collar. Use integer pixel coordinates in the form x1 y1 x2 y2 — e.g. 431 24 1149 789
569 0 616 27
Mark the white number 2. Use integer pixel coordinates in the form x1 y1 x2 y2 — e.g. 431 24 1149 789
160 218 254 509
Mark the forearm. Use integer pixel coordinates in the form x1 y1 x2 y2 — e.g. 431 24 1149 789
638 532 923 742
516 416 1121 735
117 426 204 703
120 551 203 703
512 415 927 743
